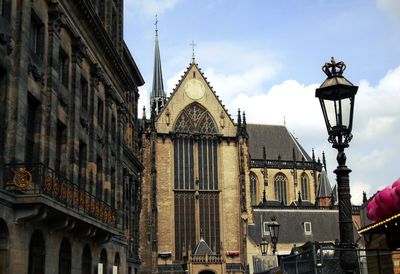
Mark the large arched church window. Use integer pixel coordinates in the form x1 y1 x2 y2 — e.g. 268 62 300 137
301 173 309 201
81 244 91 274
250 172 258 206
173 103 220 260
274 173 287 205
0 219 9 274
28 230 45 274
58 238 71 274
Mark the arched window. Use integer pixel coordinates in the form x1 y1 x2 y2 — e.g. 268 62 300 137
81 244 92 274
0 219 9 274
173 103 220 260
114 252 120 274
28 230 45 274
100 249 107 274
274 173 287 205
250 173 258 206
59 238 71 274
301 173 309 201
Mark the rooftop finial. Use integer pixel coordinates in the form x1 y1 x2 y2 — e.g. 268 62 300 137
190 40 196 62
155 14 159 35
322 57 346 77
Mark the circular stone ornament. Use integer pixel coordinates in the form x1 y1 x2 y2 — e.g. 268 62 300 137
184 78 205 100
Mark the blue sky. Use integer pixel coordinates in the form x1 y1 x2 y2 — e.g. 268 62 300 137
124 0 400 204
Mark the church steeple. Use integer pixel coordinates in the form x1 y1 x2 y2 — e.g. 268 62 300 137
150 15 166 115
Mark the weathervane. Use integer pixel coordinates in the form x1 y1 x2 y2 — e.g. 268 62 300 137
190 40 196 62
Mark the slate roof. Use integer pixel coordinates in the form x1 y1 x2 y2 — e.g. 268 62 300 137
248 209 340 245
318 170 333 198
247 124 312 161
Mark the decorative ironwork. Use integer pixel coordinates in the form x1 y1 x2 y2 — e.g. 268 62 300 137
53 177 59 197
322 57 346 77
3 163 117 228
44 175 52 193
12 168 33 190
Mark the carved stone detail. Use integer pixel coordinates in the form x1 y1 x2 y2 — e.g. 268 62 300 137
28 62 44 84
72 37 88 63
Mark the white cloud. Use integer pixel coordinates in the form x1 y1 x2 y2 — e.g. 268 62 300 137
377 0 400 23
210 65 400 204
125 0 183 16
141 34 400 205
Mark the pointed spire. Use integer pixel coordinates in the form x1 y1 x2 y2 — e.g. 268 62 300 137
317 169 333 199
237 109 241 126
312 149 315 162
298 191 302 205
151 14 165 115
362 191 367 204
292 147 296 162
142 105 147 130
242 111 247 127
263 146 267 160
322 151 327 171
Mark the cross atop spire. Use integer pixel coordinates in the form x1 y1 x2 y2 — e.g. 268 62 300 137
190 40 196 62
155 14 159 35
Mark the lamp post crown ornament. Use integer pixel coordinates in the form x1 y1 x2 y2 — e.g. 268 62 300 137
322 57 346 78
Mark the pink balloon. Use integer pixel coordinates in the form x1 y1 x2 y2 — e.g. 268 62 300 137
392 178 400 188
374 191 382 206
391 186 400 213
376 205 392 220
367 207 379 221
379 187 394 209
367 198 378 211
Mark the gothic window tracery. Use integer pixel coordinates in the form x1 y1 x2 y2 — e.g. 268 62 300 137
173 103 220 261
250 172 258 206
274 173 287 205
301 173 309 201
175 103 217 134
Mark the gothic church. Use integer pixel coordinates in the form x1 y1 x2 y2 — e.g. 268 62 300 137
139 28 326 274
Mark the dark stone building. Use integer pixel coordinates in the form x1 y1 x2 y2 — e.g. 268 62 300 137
0 0 144 273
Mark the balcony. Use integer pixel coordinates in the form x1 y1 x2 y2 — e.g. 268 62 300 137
250 159 322 171
2 163 118 238
190 254 224 264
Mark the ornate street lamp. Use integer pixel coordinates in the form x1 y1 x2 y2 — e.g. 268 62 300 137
267 216 280 255
260 236 269 256
315 57 359 273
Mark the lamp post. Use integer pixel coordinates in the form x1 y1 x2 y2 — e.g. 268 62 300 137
267 216 280 255
315 57 358 273
260 236 269 256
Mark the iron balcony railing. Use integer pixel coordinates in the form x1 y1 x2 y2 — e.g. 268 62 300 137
250 159 322 171
3 162 117 228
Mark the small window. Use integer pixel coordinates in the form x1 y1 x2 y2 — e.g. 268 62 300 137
304 222 312 235
111 115 116 141
29 11 44 58
98 98 104 128
263 222 270 236
59 49 69 87
81 76 88 110
1 0 11 20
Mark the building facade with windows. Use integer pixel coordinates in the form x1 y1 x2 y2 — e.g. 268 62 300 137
0 0 143 273
139 28 327 273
